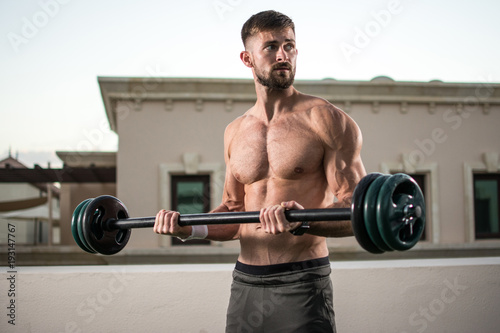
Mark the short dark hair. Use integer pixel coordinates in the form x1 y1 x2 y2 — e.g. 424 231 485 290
241 10 295 48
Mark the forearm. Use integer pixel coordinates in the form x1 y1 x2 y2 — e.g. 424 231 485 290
204 203 241 241
304 201 354 238
306 220 353 238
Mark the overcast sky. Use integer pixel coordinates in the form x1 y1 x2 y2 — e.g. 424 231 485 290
1 0 499 167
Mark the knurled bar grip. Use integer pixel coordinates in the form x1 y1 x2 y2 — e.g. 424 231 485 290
105 208 352 230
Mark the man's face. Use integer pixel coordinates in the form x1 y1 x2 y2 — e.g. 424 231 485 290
243 28 297 90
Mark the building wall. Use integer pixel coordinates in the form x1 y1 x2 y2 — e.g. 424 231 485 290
100 77 500 255
2 258 499 332
349 102 499 245
0 183 41 202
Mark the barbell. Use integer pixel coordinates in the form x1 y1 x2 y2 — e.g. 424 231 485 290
71 173 425 255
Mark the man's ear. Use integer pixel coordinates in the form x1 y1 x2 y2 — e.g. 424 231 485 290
240 51 253 68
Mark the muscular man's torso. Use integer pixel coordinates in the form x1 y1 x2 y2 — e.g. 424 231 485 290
227 96 339 265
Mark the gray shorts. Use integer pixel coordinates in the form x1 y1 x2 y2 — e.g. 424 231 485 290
225 257 336 333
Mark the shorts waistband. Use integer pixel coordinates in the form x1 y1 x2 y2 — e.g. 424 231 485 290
235 257 330 276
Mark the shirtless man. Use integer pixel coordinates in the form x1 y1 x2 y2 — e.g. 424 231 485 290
154 10 366 332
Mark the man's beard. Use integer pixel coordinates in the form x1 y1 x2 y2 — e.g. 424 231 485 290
255 63 295 90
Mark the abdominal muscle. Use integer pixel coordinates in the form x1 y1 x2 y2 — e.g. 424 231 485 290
237 174 332 265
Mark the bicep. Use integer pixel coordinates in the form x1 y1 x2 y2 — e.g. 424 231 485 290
221 122 246 211
324 116 366 206
212 166 245 240
220 165 246 212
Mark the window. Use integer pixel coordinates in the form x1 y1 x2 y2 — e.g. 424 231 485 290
406 174 427 241
171 175 211 245
474 173 500 239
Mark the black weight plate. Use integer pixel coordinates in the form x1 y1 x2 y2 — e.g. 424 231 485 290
77 199 97 254
71 199 95 253
363 175 394 252
81 195 131 255
351 173 385 254
377 173 426 251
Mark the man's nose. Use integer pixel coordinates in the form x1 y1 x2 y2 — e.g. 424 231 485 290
276 46 289 62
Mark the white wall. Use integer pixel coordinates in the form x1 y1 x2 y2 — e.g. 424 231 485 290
0 183 40 201
1 257 499 333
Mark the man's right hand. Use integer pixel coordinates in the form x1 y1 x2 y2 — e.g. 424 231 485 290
259 201 304 235
154 210 192 239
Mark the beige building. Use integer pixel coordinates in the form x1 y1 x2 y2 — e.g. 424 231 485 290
7 76 500 265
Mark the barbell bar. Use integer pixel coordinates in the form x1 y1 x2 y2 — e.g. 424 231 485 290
71 173 425 255
107 208 352 229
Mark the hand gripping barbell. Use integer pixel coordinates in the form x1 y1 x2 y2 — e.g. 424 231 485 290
71 173 425 255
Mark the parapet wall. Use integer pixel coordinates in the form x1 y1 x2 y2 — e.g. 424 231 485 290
1 257 499 332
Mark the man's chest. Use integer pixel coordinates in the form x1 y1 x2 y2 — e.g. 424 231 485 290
229 122 324 184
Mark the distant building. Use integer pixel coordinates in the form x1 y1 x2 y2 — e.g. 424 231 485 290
0 154 60 245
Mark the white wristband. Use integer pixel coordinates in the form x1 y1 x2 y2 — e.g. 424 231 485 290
179 225 208 242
